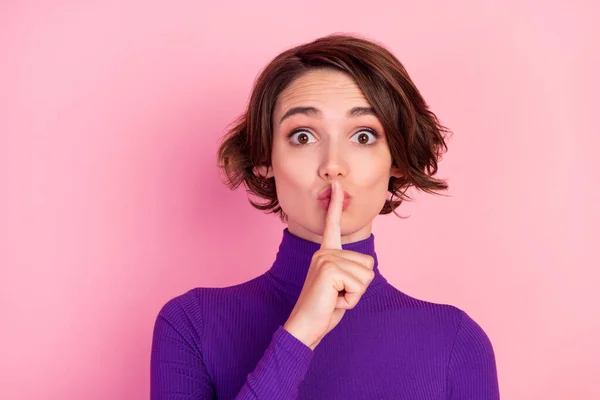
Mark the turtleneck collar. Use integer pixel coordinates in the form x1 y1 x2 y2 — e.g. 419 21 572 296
266 228 388 299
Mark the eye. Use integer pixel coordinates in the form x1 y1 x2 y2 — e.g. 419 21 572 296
351 128 379 145
288 129 316 146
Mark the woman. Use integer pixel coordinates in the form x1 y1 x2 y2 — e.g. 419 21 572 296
151 33 500 399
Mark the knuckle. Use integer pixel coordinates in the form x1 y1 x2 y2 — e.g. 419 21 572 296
359 271 374 287
314 248 333 259
319 259 337 272
351 294 363 308
366 255 375 268
312 251 327 263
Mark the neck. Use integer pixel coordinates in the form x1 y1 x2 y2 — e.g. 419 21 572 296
266 228 388 299
286 220 374 245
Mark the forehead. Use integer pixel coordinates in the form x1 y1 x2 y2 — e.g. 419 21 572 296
274 69 370 116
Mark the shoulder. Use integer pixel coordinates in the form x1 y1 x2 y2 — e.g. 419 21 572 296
152 274 275 352
448 307 497 363
443 305 499 397
381 285 466 324
155 275 271 327
381 286 494 344
386 288 498 388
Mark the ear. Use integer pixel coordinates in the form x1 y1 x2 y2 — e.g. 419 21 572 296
390 165 403 179
254 165 274 179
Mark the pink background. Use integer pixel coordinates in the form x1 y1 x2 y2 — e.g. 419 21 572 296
1 1 599 399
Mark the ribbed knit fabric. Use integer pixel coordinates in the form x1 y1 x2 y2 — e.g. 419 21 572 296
151 228 499 399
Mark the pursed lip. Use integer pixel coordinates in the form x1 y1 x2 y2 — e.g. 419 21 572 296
317 185 351 200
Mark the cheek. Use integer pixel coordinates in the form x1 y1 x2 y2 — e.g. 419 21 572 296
272 145 315 183
353 157 392 208
361 178 390 207
355 156 392 188
273 155 311 185
271 157 313 213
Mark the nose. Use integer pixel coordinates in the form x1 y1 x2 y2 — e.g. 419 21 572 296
318 142 348 181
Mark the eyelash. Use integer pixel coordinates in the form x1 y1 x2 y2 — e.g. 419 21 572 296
286 127 381 147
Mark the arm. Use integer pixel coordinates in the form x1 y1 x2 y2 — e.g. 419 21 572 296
235 326 314 398
150 297 314 400
446 309 500 399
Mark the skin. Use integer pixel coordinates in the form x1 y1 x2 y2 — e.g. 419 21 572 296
256 68 403 245
282 179 377 349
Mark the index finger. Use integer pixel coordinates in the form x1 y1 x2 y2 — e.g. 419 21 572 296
320 180 343 250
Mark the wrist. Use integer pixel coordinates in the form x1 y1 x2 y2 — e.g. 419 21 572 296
283 321 319 351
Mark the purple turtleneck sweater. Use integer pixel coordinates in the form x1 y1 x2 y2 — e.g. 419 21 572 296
150 228 499 399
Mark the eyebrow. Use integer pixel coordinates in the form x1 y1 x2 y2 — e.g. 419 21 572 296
278 106 377 126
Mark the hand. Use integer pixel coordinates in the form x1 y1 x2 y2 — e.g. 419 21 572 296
283 180 375 350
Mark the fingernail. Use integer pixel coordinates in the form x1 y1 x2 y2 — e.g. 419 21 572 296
332 181 337 194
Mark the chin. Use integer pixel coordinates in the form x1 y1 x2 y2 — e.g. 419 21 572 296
312 215 373 238
284 202 378 239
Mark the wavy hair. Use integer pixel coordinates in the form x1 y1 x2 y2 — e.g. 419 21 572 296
217 33 452 222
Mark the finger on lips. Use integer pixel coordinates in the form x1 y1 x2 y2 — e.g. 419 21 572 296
320 180 343 251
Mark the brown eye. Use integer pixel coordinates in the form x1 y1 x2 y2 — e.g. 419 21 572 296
357 133 369 144
298 133 309 144
288 129 316 146
351 129 378 145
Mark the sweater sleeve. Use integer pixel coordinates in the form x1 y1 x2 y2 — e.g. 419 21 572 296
446 309 500 400
150 296 314 400
235 326 314 398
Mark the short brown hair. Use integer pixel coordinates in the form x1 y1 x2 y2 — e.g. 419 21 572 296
216 33 451 222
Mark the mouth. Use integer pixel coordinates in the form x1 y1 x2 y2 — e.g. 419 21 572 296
317 185 352 211
318 197 352 211
317 185 352 200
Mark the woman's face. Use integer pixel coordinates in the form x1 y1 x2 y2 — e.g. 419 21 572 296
257 69 403 244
